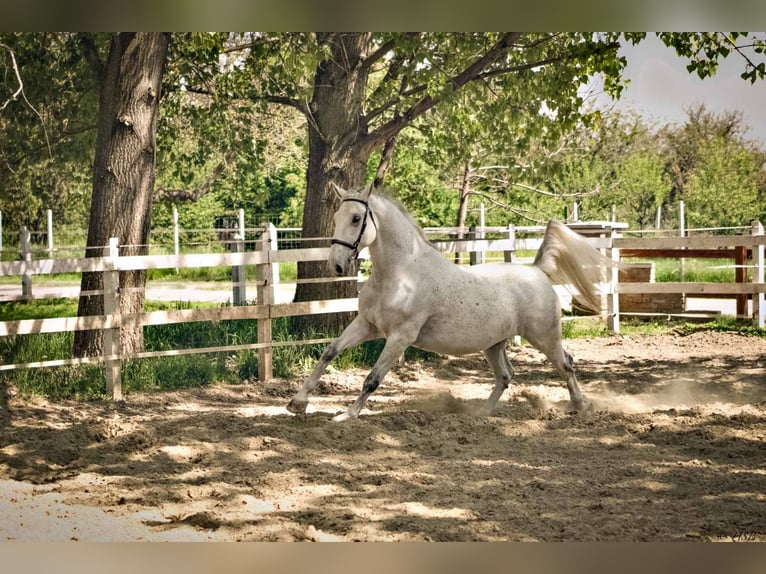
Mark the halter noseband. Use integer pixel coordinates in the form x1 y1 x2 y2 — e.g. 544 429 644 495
330 198 376 261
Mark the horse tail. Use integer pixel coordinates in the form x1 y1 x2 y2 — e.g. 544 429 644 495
533 219 613 313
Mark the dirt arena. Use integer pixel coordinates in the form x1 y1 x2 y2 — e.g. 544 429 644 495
1 330 765 542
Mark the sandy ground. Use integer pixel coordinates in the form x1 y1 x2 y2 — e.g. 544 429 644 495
1 330 765 542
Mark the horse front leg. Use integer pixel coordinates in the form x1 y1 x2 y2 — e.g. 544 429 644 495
332 333 414 422
287 316 378 415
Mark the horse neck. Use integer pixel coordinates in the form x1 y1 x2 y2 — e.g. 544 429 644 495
369 196 433 270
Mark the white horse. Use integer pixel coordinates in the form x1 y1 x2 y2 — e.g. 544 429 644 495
287 184 612 421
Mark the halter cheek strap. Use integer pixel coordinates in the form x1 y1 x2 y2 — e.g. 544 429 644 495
330 198 376 261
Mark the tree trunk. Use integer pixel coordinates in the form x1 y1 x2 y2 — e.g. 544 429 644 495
73 33 169 358
291 33 373 336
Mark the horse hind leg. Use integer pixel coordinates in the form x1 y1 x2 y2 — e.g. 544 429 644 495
549 345 592 412
526 329 592 412
480 340 514 416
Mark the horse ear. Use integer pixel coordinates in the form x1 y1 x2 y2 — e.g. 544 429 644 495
331 182 346 200
360 182 375 201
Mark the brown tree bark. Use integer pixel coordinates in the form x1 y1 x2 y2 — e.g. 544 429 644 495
73 33 170 358
290 33 374 335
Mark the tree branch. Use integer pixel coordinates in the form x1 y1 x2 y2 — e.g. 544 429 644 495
78 33 105 80
156 151 235 203
373 135 397 189
476 41 620 82
357 33 522 154
0 43 23 112
176 85 309 117
466 190 549 224
1 42 52 157
509 181 602 198
361 37 398 71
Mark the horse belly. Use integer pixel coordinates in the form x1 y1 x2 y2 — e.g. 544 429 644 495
413 268 560 355
414 299 519 355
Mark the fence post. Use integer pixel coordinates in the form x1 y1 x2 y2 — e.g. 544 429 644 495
268 222 279 290
735 244 748 318
606 225 621 334
679 200 686 285
503 224 516 263
0 211 3 254
256 222 274 381
46 209 53 258
231 232 247 306
753 221 764 329
103 237 122 400
20 225 32 300
173 205 180 273
469 204 486 265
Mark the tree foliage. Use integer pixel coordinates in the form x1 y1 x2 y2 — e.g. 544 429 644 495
1 32 764 298
0 33 102 233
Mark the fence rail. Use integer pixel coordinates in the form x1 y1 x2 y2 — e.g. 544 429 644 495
1 220 764 399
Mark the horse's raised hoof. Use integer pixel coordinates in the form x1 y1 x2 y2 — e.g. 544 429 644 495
286 397 308 414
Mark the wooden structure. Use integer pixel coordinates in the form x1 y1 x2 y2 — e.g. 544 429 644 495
0 220 764 399
618 263 685 315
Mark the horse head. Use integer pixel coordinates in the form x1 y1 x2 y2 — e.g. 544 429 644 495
329 183 378 276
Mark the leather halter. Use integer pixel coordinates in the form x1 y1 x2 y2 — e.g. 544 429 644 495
330 198 376 261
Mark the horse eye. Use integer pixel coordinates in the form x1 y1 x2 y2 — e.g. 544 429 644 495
352 214 361 224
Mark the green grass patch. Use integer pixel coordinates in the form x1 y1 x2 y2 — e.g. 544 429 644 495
624 258 735 283
561 315 765 340
0 298 76 321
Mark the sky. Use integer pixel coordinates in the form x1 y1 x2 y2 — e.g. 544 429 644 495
588 34 766 146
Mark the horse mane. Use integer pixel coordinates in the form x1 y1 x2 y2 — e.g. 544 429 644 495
373 190 439 251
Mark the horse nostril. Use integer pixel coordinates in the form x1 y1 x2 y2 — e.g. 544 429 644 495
335 264 344 276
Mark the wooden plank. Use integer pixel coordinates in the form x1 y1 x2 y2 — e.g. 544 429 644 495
620 249 736 259
271 247 330 263
0 314 115 336
103 238 121 400
616 282 766 295
735 246 748 316
271 297 359 318
0 250 272 276
0 355 106 372
615 235 766 250
129 336 337 361
122 305 267 329
0 256 106 276
431 239 516 253
0 298 353 337
116 250 266 271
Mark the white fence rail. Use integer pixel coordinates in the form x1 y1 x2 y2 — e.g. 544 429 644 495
1 221 764 399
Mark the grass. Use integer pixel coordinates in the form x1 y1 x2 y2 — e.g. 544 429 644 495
644 258 735 283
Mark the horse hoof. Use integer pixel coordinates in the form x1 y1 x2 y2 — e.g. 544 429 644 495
331 411 354 422
572 398 594 413
286 397 308 414
477 405 494 417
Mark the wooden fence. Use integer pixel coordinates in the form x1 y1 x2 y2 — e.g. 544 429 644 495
0 221 764 399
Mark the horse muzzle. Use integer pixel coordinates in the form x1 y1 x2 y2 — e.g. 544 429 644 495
329 244 351 276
